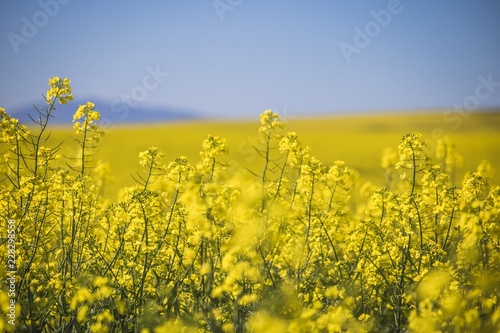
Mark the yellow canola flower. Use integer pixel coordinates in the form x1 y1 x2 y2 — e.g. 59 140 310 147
93 276 108 287
70 288 91 311
76 305 88 323
259 109 284 135
238 293 258 306
139 146 165 167
46 76 73 104
72 101 104 139
73 102 96 122
247 312 287 333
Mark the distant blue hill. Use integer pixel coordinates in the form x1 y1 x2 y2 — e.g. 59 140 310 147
10 98 201 125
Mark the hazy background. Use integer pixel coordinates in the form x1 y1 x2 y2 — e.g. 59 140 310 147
1 0 500 123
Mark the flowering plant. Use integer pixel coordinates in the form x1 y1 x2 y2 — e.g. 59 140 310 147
0 78 498 332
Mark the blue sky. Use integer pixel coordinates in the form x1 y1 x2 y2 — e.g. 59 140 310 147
1 0 500 120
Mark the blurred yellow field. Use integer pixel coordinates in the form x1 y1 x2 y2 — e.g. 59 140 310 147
46 111 500 198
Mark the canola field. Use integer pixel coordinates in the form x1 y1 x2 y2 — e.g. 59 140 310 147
1 77 499 332
47 111 500 199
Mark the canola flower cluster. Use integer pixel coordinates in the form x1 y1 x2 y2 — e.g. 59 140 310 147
0 78 499 332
